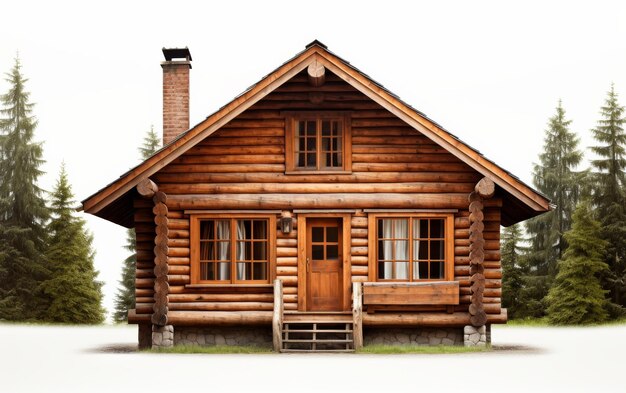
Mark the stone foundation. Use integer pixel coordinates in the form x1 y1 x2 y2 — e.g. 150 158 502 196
463 325 487 346
152 325 174 349
174 326 272 347
363 327 463 346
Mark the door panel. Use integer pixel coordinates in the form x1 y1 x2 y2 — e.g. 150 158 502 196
306 218 343 311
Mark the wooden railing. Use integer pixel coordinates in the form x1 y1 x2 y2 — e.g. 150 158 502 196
352 282 363 350
272 279 284 352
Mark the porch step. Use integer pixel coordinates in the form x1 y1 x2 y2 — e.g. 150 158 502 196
280 312 355 353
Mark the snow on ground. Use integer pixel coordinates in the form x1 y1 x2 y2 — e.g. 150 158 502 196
0 323 624 393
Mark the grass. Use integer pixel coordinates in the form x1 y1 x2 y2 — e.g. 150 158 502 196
502 317 626 327
146 344 272 354
357 344 491 354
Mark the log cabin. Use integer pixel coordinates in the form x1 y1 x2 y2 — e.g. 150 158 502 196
82 41 550 352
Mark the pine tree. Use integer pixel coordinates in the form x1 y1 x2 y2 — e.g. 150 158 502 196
501 224 527 319
113 126 160 322
40 165 105 324
139 125 160 159
0 57 50 320
590 84 626 308
524 101 585 316
546 201 610 325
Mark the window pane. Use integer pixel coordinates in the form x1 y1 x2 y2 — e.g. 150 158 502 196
236 262 252 280
378 219 388 238
326 227 338 242
378 261 393 279
200 241 214 261
430 262 444 279
297 121 306 137
418 262 428 279
307 137 316 150
307 121 316 136
395 240 409 261
312 227 324 242
236 241 246 261
395 219 409 238
306 153 316 167
414 240 428 260
312 245 324 260
431 219 445 238
379 240 394 260
333 152 341 167
216 220 230 240
298 137 305 151
200 220 214 240
216 262 230 280
200 262 211 280
297 152 305 167
395 262 409 280
326 244 338 259
325 152 332 167
413 219 423 239
322 137 330 151
253 262 268 280
253 242 267 260
332 121 340 137
253 221 267 239
237 220 251 240
431 240 445 260
217 241 230 261
322 120 331 136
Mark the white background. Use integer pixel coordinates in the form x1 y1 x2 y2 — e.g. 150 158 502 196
1 0 625 320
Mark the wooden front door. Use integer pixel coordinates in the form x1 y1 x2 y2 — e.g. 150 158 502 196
306 218 343 311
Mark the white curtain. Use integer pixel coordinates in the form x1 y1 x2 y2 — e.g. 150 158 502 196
236 220 247 280
217 220 230 280
413 219 421 279
382 219 408 279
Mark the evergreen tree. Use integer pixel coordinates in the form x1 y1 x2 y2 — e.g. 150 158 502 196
40 165 105 324
590 84 626 308
546 201 610 325
139 125 160 159
524 101 585 316
113 126 160 322
0 57 50 320
500 224 527 319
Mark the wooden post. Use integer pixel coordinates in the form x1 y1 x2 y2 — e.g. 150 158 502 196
136 179 170 327
307 60 325 87
272 279 284 352
468 176 494 327
352 281 363 350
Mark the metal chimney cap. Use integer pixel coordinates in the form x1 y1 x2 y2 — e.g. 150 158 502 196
162 47 192 61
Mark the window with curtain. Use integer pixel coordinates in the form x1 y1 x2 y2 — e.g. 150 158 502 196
196 218 270 283
377 217 447 281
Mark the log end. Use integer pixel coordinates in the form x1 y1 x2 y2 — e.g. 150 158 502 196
475 177 495 199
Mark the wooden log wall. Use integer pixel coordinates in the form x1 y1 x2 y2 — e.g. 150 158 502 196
130 69 503 322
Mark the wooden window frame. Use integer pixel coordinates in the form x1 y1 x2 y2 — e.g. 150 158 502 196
367 213 454 282
190 214 277 285
284 111 352 174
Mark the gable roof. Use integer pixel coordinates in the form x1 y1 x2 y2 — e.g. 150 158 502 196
82 40 551 227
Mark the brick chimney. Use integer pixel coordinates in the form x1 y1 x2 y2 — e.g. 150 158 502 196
161 47 192 145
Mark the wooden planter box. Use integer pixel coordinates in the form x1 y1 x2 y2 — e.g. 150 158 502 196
362 282 460 306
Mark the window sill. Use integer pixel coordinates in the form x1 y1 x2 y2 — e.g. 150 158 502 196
284 170 352 175
183 283 274 293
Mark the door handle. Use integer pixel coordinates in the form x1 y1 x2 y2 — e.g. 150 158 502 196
306 257 310 271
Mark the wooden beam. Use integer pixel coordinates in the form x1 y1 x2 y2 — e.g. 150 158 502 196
137 179 158 198
362 310 508 326
307 60 325 87
475 177 495 199
167 193 474 210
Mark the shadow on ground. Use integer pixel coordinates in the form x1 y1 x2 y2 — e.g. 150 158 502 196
87 343 543 355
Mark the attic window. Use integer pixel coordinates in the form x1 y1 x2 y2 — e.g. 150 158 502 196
284 112 352 173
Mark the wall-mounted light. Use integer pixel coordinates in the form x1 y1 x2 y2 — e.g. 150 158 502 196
280 211 293 234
